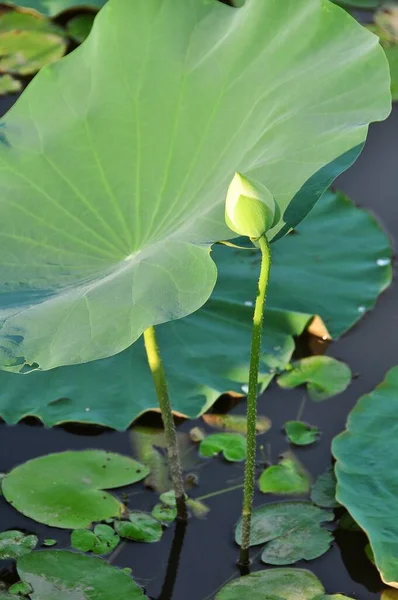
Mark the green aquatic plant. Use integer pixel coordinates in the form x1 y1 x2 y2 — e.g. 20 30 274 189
333 367 398 587
0 0 390 523
215 567 354 600
235 501 333 565
2 450 149 529
225 173 274 564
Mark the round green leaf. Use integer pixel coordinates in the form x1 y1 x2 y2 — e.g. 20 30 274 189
151 504 177 525
333 367 398 587
0 10 66 76
0 0 390 373
285 421 319 446
311 468 339 509
2 450 149 529
71 529 97 552
259 456 311 495
42 539 57 547
278 357 352 401
5 0 106 17
115 512 162 543
235 501 333 565
159 490 180 507
199 433 246 462
17 550 147 599
0 530 38 559
215 568 325 600
8 581 32 595
0 191 391 428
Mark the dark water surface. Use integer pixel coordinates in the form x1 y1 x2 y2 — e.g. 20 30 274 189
0 97 397 599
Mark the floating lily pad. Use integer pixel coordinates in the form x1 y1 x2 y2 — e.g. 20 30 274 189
278 357 352 401
259 455 311 496
71 525 119 555
42 539 56 547
285 421 320 446
333 367 398 587
311 468 339 509
0 10 66 75
8 581 32 595
202 414 271 435
235 502 334 565
215 568 325 600
2 450 149 529
115 513 162 543
17 550 147 599
199 433 246 462
0 191 391 429
151 504 176 526
0 74 21 95
0 530 37 559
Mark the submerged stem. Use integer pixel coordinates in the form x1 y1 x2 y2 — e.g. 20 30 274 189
143 326 188 521
239 235 272 566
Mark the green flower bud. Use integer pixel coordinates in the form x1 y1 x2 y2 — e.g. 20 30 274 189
225 173 276 239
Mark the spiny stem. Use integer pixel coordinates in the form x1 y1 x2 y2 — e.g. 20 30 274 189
239 235 272 566
143 326 188 521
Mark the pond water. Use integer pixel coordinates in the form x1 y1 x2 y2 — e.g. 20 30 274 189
0 97 397 600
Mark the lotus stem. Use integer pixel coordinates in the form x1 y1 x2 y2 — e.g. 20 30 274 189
143 325 188 521
239 235 272 566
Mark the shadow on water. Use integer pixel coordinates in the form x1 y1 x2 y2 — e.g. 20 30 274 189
0 96 398 600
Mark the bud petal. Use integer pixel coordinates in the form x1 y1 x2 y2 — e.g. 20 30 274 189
225 173 276 239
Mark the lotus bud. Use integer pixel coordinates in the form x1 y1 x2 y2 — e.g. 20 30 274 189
225 173 276 239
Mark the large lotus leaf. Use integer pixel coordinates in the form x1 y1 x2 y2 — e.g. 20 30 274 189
333 367 398 588
256 190 392 338
0 189 391 429
2 450 149 528
0 0 391 373
4 0 106 17
17 550 147 599
215 568 325 600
